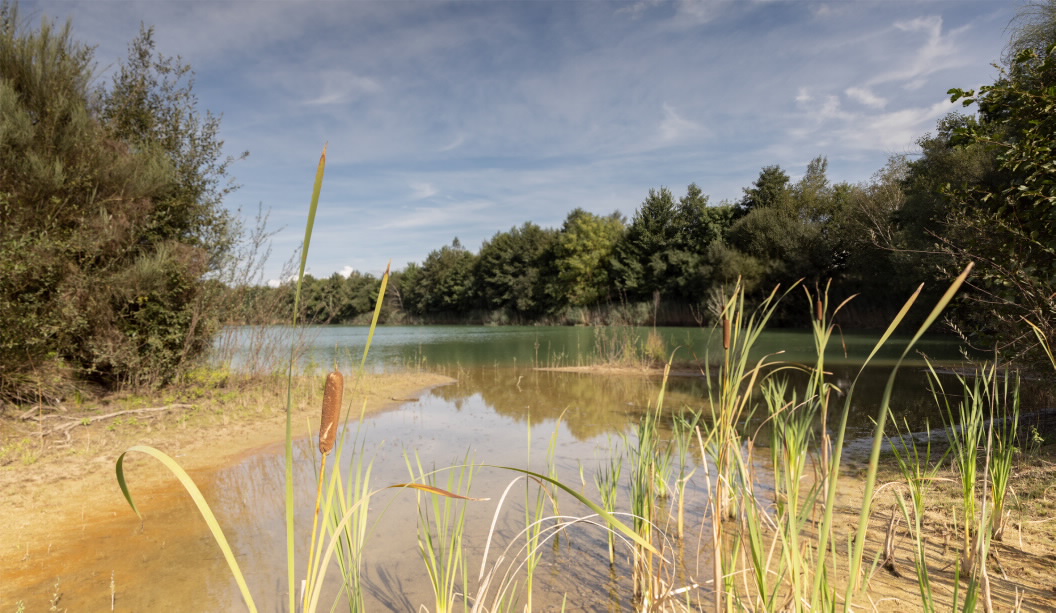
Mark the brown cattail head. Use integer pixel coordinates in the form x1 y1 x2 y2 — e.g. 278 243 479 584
722 317 731 351
816 298 824 323
319 370 343 455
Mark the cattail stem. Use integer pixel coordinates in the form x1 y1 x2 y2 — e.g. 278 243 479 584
303 454 328 611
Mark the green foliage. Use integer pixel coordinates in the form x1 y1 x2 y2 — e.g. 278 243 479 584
611 185 737 302
553 208 624 307
0 4 241 399
737 164 791 214
937 28 1056 356
727 157 858 297
406 238 479 316
476 222 557 318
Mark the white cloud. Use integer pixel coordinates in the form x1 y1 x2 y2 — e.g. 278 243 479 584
658 103 708 143
409 182 438 200
28 0 1017 282
439 134 465 152
845 86 887 109
869 15 964 89
302 71 382 106
378 200 494 231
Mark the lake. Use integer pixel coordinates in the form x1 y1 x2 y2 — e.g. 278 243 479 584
19 324 982 610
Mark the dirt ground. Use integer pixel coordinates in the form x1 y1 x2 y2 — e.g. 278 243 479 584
832 454 1056 611
0 370 454 609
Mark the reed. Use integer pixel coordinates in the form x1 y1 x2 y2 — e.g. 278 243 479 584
594 449 623 564
302 369 343 611
409 454 476 613
671 411 699 541
109 142 1014 610
888 417 947 612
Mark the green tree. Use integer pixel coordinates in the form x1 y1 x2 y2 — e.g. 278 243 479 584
0 4 242 399
100 26 245 266
943 31 1056 354
476 222 557 318
553 208 625 307
412 238 478 315
611 187 680 299
728 157 852 290
736 164 791 215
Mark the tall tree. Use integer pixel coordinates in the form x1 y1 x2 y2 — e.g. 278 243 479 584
412 238 478 315
476 222 557 318
611 187 680 298
736 165 791 215
943 22 1056 355
553 208 625 307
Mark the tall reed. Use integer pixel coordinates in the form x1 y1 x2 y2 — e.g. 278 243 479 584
888 417 947 611
408 454 476 613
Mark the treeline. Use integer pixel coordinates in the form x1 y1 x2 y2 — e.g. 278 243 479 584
253 158 912 327
252 4 1056 366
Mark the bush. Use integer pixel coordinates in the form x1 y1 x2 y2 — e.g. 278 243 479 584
0 3 242 402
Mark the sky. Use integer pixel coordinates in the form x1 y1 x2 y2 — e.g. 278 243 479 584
20 0 1025 284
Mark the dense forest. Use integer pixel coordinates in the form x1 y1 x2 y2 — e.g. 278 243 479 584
2 0 1055 403
269 158 908 328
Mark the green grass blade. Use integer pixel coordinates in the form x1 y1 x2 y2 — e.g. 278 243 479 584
359 261 390 373
844 262 973 609
115 445 258 613
286 144 328 613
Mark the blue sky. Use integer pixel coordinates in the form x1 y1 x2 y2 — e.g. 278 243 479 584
23 0 1022 284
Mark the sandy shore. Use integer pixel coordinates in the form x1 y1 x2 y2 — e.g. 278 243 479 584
0 370 454 608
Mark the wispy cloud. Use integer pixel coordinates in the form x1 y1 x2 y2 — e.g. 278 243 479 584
658 103 709 143
302 71 382 106
378 200 494 231
26 0 1018 280
409 182 439 200
845 86 887 109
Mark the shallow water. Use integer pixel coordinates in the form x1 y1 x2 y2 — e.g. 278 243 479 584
9 356 976 611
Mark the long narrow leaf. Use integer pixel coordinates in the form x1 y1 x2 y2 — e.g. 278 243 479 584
286 144 328 613
116 445 258 613
844 262 973 608
485 465 662 556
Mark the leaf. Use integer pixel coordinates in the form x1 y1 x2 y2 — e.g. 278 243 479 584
116 445 258 613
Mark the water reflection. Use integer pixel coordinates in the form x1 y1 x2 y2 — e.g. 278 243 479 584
199 364 970 610
428 365 957 442
19 361 987 610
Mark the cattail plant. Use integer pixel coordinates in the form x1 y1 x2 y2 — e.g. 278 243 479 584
304 369 344 610
319 370 343 455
